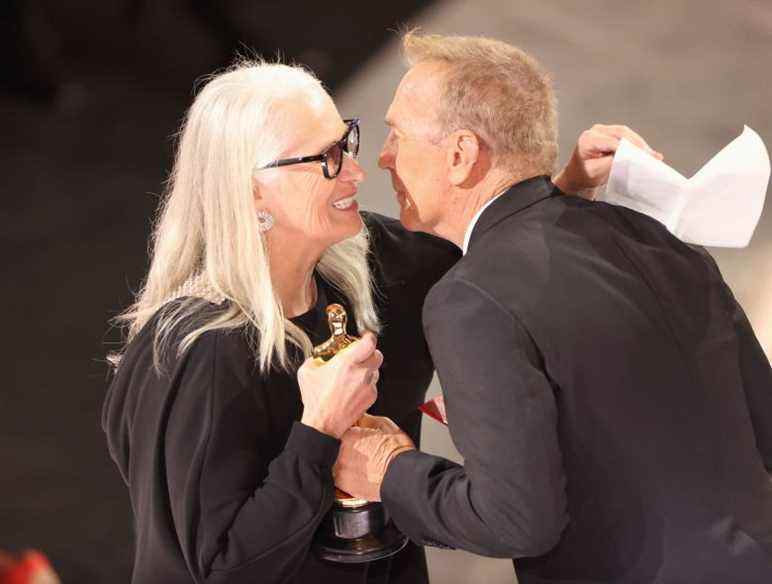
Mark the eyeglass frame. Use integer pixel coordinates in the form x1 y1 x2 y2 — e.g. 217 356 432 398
256 118 360 180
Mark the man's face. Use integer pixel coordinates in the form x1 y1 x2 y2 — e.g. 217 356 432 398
378 62 450 233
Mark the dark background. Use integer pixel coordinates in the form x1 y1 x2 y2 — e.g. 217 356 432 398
0 2 433 581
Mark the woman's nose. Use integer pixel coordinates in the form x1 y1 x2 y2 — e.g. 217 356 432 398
341 155 366 184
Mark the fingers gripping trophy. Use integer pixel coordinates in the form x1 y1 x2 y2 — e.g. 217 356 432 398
309 304 408 563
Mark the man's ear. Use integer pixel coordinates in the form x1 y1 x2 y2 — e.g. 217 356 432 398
446 130 481 186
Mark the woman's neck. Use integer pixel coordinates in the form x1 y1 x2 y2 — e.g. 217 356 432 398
267 238 321 318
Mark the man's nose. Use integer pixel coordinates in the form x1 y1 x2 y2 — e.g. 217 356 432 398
378 142 393 170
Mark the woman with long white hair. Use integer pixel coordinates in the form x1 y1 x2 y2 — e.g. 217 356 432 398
101 60 458 584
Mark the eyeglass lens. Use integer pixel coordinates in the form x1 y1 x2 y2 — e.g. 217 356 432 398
326 145 341 178
325 123 359 178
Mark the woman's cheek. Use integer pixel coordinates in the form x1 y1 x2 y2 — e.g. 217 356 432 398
308 180 336 233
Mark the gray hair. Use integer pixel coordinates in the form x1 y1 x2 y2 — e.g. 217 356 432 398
403 31 558 174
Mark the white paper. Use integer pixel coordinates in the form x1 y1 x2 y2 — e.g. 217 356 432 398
599 126 770 248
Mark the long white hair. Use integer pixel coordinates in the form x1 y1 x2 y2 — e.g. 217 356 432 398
111 60 380 373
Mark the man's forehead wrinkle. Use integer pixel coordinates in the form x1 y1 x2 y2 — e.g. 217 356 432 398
396 86 436 134
385 94 412 132
405 60 450 87
401 64 447 111
385 62 448 140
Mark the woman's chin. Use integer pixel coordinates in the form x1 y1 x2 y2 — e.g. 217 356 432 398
327 209 364 243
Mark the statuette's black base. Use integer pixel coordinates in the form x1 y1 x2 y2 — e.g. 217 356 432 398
313 501 408 564
314 522 408 563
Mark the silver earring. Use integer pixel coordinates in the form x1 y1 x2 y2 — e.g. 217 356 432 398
257 210 274 233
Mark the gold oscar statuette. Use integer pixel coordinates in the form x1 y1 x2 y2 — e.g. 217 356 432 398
310 304 408 563
312 304 370 508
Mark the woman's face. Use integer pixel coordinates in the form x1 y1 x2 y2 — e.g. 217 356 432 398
256 95 365 255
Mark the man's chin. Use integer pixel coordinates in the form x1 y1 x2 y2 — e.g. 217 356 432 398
399 207 429 233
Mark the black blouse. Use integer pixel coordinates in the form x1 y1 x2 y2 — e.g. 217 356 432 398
101 212 459 584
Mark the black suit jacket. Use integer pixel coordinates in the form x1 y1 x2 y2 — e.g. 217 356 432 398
381 176 772 583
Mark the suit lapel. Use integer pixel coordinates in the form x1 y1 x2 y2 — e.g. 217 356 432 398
467 175 557 253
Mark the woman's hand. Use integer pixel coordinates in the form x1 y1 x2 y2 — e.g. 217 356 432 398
553 124 663 199
298 332 382 439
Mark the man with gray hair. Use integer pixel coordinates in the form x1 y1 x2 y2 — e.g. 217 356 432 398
334 32 772 583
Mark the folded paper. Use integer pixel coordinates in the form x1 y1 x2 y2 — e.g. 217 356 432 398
599 126 770 248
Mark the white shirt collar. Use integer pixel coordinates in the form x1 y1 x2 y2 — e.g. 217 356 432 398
461 187 510 255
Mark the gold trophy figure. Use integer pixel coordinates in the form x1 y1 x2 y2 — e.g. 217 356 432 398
312 304 356 361
311 304 408 563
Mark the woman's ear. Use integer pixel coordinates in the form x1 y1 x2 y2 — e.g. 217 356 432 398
252 177 263 203
252 177 271 215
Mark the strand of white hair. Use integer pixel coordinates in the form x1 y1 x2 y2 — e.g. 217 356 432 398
110 60 380 373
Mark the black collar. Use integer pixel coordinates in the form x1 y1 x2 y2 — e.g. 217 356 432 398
467 175 557 253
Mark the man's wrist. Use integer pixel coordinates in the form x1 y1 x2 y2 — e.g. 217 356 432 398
552 169 581 195
379 446 416 504
384 445 415 473
553 170 600 200
552 169 572 194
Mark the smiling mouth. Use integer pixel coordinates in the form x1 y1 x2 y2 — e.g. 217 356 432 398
332 195 357 210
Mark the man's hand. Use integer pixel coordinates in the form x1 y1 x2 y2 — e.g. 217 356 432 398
553 124 663 199
333 414 415 501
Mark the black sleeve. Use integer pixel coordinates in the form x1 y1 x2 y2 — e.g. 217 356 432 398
381 277 568 558
697 247 772 472
164 331 338 584
725 290 772 471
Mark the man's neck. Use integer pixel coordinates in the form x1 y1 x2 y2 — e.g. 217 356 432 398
435 170 524 249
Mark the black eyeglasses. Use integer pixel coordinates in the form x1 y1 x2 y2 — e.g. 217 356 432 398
257 118 360 179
